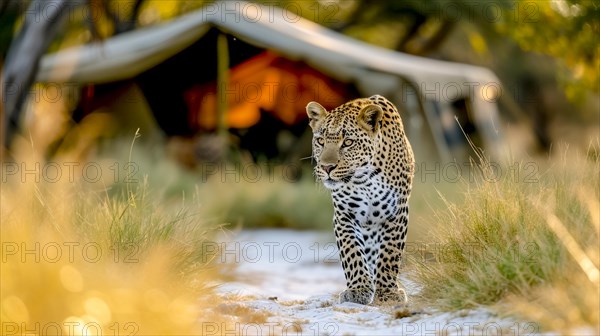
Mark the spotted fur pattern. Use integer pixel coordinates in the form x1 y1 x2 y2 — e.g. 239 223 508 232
307 95 415 305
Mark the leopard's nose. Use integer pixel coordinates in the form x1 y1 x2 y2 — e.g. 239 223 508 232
321 164 337 174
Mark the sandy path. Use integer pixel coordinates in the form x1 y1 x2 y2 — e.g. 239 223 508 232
212 230 544 336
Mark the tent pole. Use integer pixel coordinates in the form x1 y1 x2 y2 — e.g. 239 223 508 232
400 78 449 162
216 33 229 138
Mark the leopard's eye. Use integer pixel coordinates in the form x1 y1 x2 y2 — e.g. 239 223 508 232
342 139 354 147
316 137 325 146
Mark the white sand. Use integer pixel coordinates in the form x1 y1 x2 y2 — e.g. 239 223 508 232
212 229 550 336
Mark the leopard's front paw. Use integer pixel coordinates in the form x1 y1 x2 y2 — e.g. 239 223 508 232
374 288 407 305
339 288 374 305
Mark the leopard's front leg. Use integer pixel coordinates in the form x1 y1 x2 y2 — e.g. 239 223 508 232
373 202 409 304
333 214 374 305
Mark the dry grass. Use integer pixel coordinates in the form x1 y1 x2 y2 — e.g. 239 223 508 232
279 299 306 306
413 143 599 333
0 147 226 335
319 300 334 308
196 167 334 230
215 303 272 324
91 139 335 231
392 308 412 319
332 306 365 314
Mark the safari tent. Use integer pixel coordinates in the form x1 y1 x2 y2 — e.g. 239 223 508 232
34 1 505 162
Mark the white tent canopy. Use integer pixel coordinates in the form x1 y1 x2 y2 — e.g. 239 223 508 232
37 1 500 94
36 1 504 159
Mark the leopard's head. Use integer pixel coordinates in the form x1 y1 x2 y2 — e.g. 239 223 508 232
306 97 383 189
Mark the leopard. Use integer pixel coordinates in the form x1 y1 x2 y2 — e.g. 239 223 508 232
306 94 415 305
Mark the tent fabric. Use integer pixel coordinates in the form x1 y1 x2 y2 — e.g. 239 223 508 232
36 1 501 102
184 51 352 129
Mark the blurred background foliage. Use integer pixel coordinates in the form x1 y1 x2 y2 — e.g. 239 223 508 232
1 0 597 149
1 0 598 228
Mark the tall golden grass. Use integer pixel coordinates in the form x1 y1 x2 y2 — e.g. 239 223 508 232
413 143 599 333
1 148 227 335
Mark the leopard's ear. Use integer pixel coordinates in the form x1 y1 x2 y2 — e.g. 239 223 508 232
306 101 327 131
357 104 383 135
